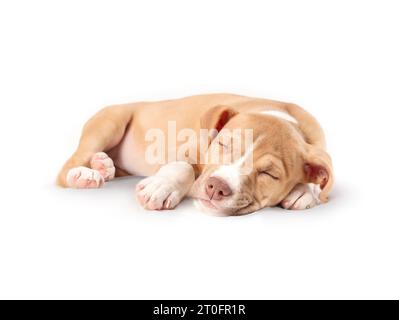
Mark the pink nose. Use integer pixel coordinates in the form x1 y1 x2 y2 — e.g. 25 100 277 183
205 177 232 200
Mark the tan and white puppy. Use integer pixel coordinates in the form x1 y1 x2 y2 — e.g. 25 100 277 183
57 94 333 215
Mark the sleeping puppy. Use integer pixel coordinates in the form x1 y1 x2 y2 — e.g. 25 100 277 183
57 94 333 215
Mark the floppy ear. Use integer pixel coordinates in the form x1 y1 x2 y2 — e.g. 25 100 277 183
303 146 334 203
200 105 238 136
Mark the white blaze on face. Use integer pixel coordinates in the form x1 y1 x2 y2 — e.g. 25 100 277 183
211 139 257 192
260 110 298 124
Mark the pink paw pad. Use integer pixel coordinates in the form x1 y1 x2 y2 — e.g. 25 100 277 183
90 152 115 181
66 167 104 189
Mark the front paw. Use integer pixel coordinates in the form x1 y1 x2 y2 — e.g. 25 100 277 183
135 176 184 210
281 183 319 210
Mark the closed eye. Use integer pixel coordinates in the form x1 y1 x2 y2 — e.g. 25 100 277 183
218 141 228 148
259 171 279 180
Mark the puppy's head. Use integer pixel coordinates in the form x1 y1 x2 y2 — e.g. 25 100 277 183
190 105 333 215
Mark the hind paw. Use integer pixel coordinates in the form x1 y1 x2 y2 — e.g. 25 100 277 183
66 167 104 188
90 152 115 181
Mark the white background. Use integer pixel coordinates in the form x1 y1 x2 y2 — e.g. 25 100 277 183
0 0 398 299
